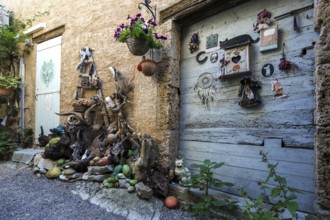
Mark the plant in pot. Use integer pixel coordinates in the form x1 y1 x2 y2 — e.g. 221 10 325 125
114 13 167 56
0 75 20 95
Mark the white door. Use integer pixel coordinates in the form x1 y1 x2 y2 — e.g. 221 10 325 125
35 36 61 142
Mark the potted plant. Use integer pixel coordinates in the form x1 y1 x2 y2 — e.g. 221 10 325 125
0 75 20 95
114 13 167 56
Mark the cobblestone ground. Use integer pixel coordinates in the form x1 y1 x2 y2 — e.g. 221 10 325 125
0 161 195 220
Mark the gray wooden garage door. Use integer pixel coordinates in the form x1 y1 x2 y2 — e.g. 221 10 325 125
179 0 317 213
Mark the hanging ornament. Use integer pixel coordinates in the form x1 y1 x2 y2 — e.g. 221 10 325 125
189 33 200 54
238 76 262 108
194 72 216 107
278 43 296 72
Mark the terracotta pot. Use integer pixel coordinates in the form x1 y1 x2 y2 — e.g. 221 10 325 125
0 87 13 96
140 59 157 76
126 37 150 56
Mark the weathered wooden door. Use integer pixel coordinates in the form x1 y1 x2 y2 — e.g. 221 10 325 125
179 0 317 213
35 36 62 142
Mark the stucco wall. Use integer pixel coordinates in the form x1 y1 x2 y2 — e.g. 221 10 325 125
2 0 181 171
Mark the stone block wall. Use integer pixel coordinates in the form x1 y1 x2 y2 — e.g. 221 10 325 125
314 0 330 218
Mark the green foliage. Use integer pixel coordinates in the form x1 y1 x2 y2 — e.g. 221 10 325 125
0 4 49 77
20 127 33 148
184 159 236 219
0 129 17 157
238 151 303 220
114 13 167 49
0 75 20 89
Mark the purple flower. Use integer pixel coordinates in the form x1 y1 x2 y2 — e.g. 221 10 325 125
136 13 141 18
114 32 119 39
116 28 121 32
160 36 167 40
141 18 145 22
120 23 124 29
127 15 131 20
143 28 148 34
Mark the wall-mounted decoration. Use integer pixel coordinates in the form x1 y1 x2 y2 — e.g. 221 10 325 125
274 4 313 31
260 26 278 52
219 34 259 50
210 52 218 63
194 72 216 107
206 34 218 49
253 9 272 32
261 63 274 77
41 60 54 87
223 44 251 78
218 55 229 78
272 79 287 98
278 43 296 72
238 76 261 108
196 51 208 64
189 33 200 54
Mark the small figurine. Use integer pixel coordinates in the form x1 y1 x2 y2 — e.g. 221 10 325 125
272 79 287 98
189 33 200 54
238 76 262 108
218 55 229 78
174 159 191 186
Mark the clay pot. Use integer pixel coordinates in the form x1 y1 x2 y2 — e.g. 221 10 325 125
0 87 13 96
140 59 157 76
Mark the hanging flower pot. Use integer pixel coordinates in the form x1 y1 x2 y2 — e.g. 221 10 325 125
114 14 167 56
126 37 150 56
138 56 157 76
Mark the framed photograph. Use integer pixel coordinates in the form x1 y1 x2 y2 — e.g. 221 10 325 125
221 44 251 78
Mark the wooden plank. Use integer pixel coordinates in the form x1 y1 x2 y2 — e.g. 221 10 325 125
181 149 314 177
179 140 314 163
180 127 314 147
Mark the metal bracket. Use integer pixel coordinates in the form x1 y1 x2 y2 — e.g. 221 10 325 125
138 0 157 23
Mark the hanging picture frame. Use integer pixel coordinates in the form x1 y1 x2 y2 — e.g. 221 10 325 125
221 43 251 79
260 26 278 52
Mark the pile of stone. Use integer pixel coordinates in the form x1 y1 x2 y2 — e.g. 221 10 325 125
31 153 154 200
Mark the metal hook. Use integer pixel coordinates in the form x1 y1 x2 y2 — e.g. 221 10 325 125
138 0 157 23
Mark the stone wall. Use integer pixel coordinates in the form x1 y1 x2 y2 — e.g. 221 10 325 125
314 0 330 218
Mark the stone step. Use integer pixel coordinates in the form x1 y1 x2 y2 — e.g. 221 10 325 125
11 148 44 165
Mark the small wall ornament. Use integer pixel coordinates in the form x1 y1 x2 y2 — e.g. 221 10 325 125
206 34 218 49
261 63 274 77
272 79 287 98
223 44 250 78
194 72 216 107
238 76 261 108
189 33 200 54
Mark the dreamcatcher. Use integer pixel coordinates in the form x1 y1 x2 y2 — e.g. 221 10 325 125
194 72 216 107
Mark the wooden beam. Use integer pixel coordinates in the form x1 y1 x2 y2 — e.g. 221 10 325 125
159 0 249 26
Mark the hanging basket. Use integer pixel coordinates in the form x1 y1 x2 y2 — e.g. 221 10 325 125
140 59 157 76
126 37 150 56
0 87 13 96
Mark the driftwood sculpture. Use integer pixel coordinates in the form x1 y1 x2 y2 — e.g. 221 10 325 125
127 134 152 181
